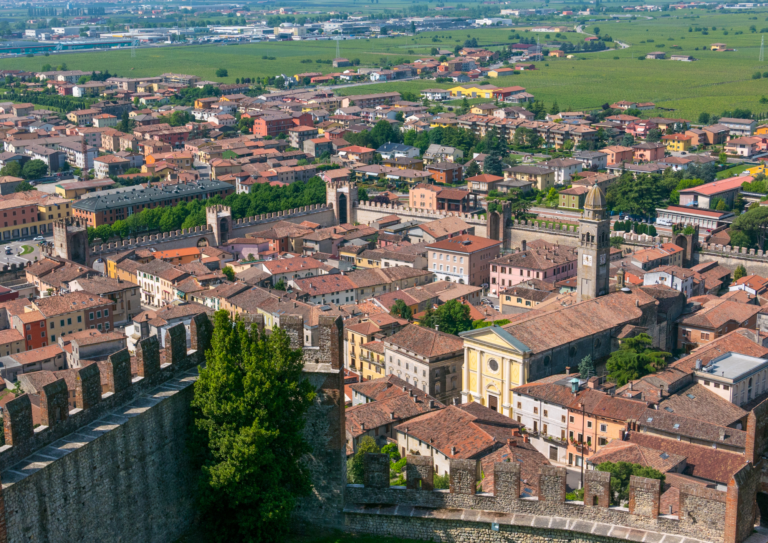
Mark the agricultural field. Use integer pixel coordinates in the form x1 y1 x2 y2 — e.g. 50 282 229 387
2 10 768 120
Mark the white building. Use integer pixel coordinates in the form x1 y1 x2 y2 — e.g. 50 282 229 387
643 267 696 298
538 158 583 184
511 375 572 465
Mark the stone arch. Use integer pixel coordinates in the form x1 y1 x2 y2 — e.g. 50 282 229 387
488 211 500 241
757 492 768 527
196 237 209 247
338 193 348 224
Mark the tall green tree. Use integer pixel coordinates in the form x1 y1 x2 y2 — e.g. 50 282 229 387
419 299 472 335
221 266 235 281
733 264 747 281
390 299 413 320
347 436 380 484
578 354 595 379
21 159 48 180
606 333 670 386
597 462 664 505
190 311 316 543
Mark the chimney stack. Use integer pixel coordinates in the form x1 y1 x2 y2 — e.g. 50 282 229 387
451 446 456 455
507 438 516 448
390 412 395 420
695 359 702 371
429 400 435 408
360 423 365 431
565 366 570 375
719 428 725 441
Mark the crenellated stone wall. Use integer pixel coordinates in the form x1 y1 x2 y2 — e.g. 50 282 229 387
86 204 335 264
344 453 743 543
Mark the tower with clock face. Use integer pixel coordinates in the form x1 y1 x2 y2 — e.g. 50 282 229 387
577 185 611 302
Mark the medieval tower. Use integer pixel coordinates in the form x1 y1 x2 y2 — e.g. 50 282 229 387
325 181 358 225
576 185 610 302
206 205 232 246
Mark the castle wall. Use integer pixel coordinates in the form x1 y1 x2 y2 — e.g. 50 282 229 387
3 370 198 543
0 315 214 543
353 202 489 238
346 455 732 543
86 204 336 264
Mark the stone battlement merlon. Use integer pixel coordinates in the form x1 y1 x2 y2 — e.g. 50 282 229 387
346 453 759 543
0 313 213 474
87 203 332 256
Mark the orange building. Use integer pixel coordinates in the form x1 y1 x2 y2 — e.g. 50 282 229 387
152 247 202 265
565 385 648 468
601 145 635 165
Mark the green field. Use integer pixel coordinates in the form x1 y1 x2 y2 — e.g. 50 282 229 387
3 10 768 120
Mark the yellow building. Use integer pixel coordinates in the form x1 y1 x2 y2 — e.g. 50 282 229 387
661 134 693 152
499 287 555 312
345 314 407 372
359 340 386 381
459 326 528 415
137 82 159 93
747 163 768 177
54 179 115 199
756 124 768 135
448 85 498 99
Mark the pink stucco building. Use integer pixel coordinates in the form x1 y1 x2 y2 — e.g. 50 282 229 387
488 241 578 295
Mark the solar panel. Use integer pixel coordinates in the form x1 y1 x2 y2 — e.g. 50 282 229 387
660 452 669 459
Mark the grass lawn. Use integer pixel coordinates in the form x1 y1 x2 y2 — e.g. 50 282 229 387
717 164 751 179
1 10 768 120
18 245 33 256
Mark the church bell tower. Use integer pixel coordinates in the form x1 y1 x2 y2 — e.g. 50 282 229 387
577 185 611 302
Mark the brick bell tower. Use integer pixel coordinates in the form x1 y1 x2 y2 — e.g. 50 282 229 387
577 185 610 302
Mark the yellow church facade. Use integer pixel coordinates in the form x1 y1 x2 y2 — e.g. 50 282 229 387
459 326 532 417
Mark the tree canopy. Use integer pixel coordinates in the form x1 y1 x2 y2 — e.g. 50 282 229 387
596 461 665 505
606 333 670 386
87 176 326 243
390 299 413 320
190 311 315 543
419 299 472 335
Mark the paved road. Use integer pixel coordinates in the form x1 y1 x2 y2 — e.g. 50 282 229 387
0 237 46 267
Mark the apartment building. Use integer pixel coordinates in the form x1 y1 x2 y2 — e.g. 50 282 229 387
428 234 501 286
33 292 115 342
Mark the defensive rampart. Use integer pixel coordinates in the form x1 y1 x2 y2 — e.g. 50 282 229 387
86 204 335 263
344 454 762 543
0 314 213 543
354 201 489 238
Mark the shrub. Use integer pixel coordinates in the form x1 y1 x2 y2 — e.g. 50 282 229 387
434 474 450 489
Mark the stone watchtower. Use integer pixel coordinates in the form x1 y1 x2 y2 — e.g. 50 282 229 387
206 205 231 246
577 185 610 302
325 181 358 225
52 219 88 265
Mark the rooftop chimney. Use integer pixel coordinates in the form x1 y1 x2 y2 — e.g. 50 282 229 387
451 446 456 455
719 428 726 441
695 359 702 371
565 366 570 375
507 438 517 448
429 400 435 408
360 423 365 431
390 412 395 420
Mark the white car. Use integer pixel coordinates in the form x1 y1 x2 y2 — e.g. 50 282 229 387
33 236 45 242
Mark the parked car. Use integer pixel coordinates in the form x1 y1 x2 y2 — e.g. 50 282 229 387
33 236 45 242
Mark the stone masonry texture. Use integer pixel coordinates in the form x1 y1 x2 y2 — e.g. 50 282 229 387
345 456 729 543
2 372 198 543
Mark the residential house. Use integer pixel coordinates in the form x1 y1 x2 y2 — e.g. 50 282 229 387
428 234 501 286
